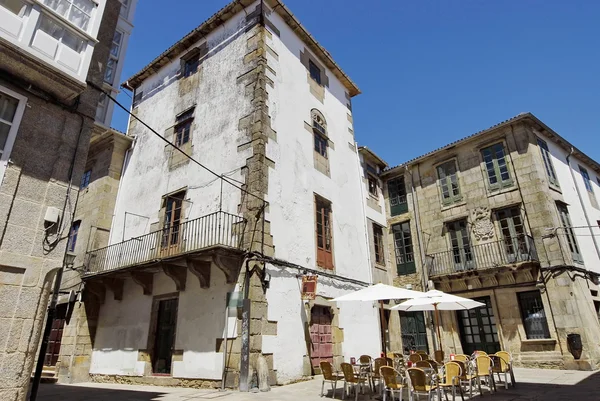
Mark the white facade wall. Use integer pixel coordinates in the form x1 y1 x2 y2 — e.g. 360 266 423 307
94 1 381 383
539 134 600 274
261 11 380 383
91 267 235 378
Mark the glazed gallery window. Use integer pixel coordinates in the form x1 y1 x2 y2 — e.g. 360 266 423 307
174 109 194 146
388 176 407 216
517 290 551 339
437 160 461 205
481 143 512 189
373 223 385 265
42 0 96 32
537 138 559 187
104 30 123 84
315 195 333 269
392 221 415 275
309 59 321 85
556 203 583 264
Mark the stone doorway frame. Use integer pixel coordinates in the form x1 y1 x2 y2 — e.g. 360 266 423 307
303 296 343 375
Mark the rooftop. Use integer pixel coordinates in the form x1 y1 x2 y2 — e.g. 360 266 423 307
123 0 360 96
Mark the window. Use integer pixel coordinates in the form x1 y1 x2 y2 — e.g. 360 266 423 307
481 143 512 189
373 223 385 265
312 110 328 158
314 133 328 158
496 207 529 262
119 0 129 18
368 175 378 196
537 138 559 187
174 109 194 146
392 221 415 275
161 191 185 248
447 219 473 271
182 49 200 78
67 220 80 252
80 169 91 189
309 60 321 85
517 291 551 339
579 166 594 193
95 92 108 122
42 0 96 32
437 160 461 205
104 30 122 84
315 196 333 269
388 177 407 216
38 15 85 53
0 89 25 182
557 203 583 264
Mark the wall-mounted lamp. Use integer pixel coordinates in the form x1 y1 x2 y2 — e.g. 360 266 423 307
64 252 76 269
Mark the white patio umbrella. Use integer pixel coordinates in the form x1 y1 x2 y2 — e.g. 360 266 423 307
332 283 424 354
392 290 485 350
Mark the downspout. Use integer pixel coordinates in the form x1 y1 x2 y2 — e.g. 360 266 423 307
566 148 600 265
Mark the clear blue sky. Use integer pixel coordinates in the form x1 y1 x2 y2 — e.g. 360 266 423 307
113 0 600 167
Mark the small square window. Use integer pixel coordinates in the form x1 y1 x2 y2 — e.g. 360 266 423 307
182 50 200 78
368 175 378 196
174 109 194 146
309 60 321 85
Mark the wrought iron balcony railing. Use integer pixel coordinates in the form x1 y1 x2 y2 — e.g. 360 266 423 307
427 235 538 277
84 211 246 276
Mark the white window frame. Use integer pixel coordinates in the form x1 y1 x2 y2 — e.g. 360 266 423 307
104 28 123 84
0 86 28 184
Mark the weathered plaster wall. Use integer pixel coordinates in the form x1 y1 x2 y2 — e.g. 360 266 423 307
260 9 380 383
90 267 234 379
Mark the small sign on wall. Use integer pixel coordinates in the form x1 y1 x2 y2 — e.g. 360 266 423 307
301 275 318 300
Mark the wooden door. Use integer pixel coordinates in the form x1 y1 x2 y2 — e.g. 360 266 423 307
399 311 429 354
457 296 500 355
309 306 333 369
44 304 67 366
315 197 333 269
496 207 527 262
161 193 184 255
153 298 178 374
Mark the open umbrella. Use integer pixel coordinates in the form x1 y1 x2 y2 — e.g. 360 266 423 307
392 290 485 351
332 283 424 354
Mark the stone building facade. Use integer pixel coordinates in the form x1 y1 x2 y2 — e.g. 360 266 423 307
381 113 600 369
0 0 121 399
64 0 381 389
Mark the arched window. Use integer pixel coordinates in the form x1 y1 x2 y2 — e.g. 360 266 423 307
311 109 328 158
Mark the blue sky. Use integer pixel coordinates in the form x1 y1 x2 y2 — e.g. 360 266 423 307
113 0 600 167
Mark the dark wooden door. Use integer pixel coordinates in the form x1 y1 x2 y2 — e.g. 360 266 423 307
399 311 429 354
44 304 67 366
315 197 334 269
457 296 500 355
309 306 333 369
153 298 178 374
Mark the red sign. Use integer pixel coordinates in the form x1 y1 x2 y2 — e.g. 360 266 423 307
301 275 318 300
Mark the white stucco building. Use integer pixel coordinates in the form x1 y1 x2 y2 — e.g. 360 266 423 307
79 0 381 387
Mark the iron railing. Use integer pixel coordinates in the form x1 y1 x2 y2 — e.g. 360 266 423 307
427 235 538 277
84 211 246 275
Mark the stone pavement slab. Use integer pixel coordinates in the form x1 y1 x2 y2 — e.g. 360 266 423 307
36 368 600 401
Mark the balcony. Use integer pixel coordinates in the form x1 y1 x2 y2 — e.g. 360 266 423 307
427 235 539 277
0 0 106 100
84 211 246 277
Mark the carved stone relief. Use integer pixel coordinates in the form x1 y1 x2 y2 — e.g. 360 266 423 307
471 206 495 241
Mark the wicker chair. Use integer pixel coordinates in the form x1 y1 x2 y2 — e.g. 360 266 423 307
416 350 429 358
452 360 475 399
380 366 407 401
320 361 343 398
407 367 440 401
452 354 469 363
372 357 389 394
434 350 445 364
474 356 496 395
494 351 515 388
340 362 368 401
409 353 423 364
439 362 464 401
425 360 439 372
415 360 433 370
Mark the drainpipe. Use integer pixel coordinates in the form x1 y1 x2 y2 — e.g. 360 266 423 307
566 148 600 264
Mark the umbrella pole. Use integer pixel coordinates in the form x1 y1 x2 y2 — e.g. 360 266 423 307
434 304 442 351
379 300 387 356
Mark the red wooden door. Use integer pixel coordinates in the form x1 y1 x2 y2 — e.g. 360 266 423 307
44 304 67 366
310 306 333 369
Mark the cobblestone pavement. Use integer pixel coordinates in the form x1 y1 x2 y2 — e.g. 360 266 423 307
36 368 599 401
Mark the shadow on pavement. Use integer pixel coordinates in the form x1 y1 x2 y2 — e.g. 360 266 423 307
37 384 171 401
